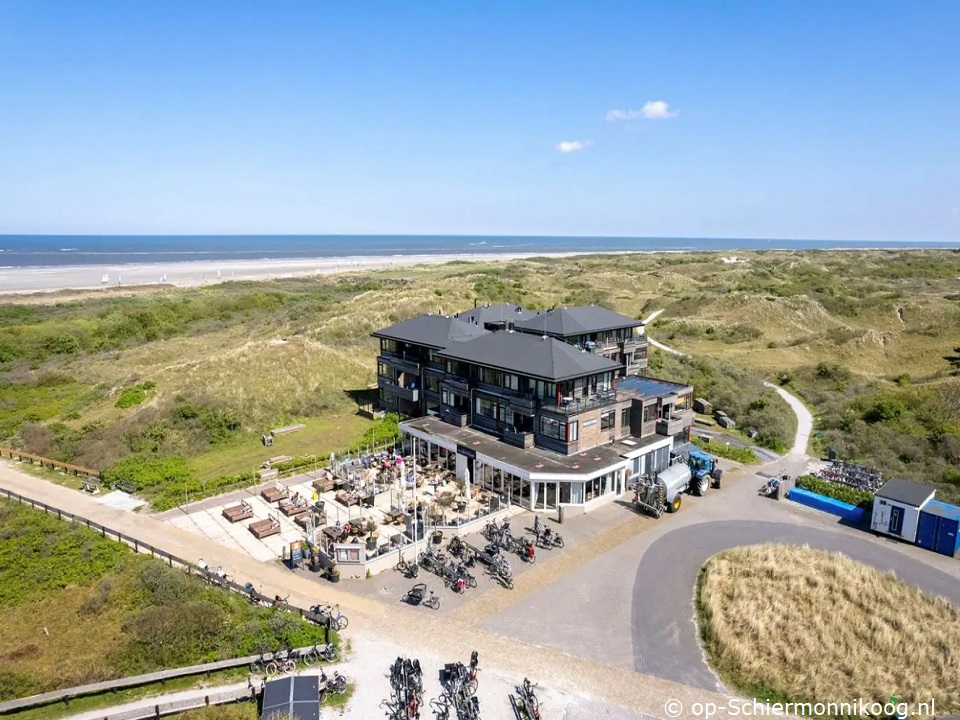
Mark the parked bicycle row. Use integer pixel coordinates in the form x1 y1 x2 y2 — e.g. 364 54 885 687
249 645 344 680
816 459 884 493
381 656 424 720
509 677 542 720
433 651 481 719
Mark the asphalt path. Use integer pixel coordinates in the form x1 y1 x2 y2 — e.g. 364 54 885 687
631 520 960 692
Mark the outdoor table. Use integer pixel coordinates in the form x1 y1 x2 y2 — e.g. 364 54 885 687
359 491 374 507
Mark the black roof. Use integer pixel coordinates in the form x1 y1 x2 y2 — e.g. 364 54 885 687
875 478 936 507
436 331 622 381
454 303 538 326
372 314 488 349
515 305 642 338
260 676 319 720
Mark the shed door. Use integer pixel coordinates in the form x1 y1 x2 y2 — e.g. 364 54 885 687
888 506 904 536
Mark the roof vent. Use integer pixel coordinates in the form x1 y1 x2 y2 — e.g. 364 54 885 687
541 335 547 341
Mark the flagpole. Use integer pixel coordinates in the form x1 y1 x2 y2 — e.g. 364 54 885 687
412 441 418 558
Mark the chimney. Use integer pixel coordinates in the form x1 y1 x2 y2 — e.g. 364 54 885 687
474 299 478 308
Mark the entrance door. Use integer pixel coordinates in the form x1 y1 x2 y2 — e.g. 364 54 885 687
888 506 904 536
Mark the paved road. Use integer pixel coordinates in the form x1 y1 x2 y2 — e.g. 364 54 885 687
631 520 960 692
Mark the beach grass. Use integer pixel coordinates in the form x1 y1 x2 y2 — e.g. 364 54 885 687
696 544 960 717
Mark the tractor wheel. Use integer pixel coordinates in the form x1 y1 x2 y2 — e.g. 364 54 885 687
694 475 708 496
667 495 682 513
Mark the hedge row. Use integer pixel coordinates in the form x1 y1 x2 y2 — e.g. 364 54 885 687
795 475 874 511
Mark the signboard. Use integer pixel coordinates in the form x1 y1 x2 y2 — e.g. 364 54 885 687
456 444 477 460
289 541 303 568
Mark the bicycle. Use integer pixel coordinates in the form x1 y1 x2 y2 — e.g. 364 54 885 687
395 555 419 578
313 603 349 630
301 643 339 665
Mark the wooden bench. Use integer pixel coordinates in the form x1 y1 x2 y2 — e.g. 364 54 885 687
312 476 335 493
223 500 254 523
261 485 289 503
336 490 360 507
114 480 137 494
249 517 281 539
295 511 325 530
279 499 309 517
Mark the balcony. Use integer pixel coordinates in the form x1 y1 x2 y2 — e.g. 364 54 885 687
622 335 647 351
441 376 470 395
656 409 694 436
439 407 469 427
502 428 534 449
379 379 420 403
379 353 421 375
543 389 619 416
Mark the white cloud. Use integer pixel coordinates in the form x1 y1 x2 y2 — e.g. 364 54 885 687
606 100 679 121
555 140 593 153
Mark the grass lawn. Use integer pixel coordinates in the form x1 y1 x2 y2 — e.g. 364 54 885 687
187 412 373 481
696 545 960 717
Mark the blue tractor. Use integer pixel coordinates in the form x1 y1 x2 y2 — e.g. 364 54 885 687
687 450 722 495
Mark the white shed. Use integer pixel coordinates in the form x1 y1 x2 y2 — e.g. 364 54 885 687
871 478 935 543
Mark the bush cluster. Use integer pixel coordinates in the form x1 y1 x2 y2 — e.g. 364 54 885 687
0 500 333 699
650 351 794 453
693 437 759 464
795 475 874 511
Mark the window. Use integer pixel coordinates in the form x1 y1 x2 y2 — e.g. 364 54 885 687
504 373 519 391
535 380 556 400
379 388 389 402
637 346 648 360
620 407 631 431
567 421 579 442
377 362 392 380
441 389 456 406
643 404 656 423
676 394 690 410
426 374 441 393
598 373 613 392
539 416 566 440
381 339 397 354
600 410 615 431
476 397 496 419
481 367 502 386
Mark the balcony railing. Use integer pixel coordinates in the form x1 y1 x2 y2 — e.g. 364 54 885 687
543 389 619 415
379 353 421 374
502 428 534 449
441 376 470 395
379 379 420 403
656 409 694 436
439 407 469 427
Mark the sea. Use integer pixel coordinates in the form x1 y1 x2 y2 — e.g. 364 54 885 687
0 235 955 268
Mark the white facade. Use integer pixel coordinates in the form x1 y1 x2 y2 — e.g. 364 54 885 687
871 496 923 543
402 425 667 512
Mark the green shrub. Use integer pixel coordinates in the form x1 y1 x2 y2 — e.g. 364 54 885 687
795 475 874 511
693 437 759 464
115 386 147 409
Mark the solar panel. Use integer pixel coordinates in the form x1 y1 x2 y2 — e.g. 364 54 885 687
260 677 320 720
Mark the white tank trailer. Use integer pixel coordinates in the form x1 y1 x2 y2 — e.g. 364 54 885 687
633 452 720 517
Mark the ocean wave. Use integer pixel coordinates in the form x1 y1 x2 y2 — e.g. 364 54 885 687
60 248 79 251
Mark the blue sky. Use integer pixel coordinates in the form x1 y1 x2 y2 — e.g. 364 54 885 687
1 1 958 240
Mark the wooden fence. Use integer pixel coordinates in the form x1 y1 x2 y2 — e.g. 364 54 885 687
0 447 100 478
84 685 259 720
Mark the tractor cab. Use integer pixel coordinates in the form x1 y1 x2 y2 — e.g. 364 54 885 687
688 450 723 488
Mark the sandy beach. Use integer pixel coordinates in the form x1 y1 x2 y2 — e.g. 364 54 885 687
0 251 586 296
